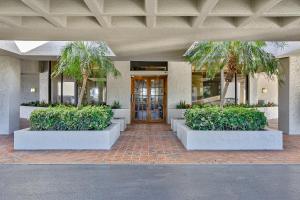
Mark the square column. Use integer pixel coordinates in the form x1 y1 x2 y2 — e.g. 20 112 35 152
0 56 21 134
279 57 300 135
168 62 192 108
248 75 258 105
39 61 50 103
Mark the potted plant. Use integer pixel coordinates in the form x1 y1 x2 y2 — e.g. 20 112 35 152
109 100 130 124
110 101 127 131
168 101 191 124
176 106 282 150
111 101 121 109
14 105 120 150
20 101 49 119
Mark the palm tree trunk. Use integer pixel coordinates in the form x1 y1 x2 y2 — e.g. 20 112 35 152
220 81 230 108
77 74 88 107
220 53 236 108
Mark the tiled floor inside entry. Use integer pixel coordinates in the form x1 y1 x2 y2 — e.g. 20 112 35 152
1 120 300 164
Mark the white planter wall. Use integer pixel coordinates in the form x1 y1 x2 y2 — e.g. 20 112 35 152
14 123 120 150
167 109 186 124
171 119 185 133
111 118 126 131
20 106 47 119
257 107 278 120
177 124 283 150
112 109 130 124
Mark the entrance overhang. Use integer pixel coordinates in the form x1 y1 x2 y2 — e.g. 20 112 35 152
0 0 300 60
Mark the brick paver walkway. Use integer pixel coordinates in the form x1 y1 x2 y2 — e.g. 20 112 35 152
1 120 300 164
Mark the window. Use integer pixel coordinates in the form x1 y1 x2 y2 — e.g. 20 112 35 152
130 61 168 71
49 61 107 105
57 81 76 104
85 78 107 104
192 70 221 104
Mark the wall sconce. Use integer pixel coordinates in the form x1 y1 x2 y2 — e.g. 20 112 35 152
261 88 268 94
30 88 36 93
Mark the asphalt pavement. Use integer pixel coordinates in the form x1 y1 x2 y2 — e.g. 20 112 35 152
0 164 300 200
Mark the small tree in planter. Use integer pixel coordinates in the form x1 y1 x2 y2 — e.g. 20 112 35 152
53 41 120 107
111 101 121 109
176 101 191 109
185 41 283 108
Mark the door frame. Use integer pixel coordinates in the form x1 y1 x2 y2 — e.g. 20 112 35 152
131 75 167 123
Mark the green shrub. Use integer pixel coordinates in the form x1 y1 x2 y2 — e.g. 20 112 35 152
224 103 277 108
111 101 121 109
30 105 113 131
21 101 106 107
176 101 191 109
185 106 267 131
191 103 277 109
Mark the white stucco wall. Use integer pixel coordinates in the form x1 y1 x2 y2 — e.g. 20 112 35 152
167 62 192 108
248 75 258 105
248 73 278 105
0 56 20 134
256 73 278 104
279 57 300 135
20 60 40 104
107 61 131 109
225 82 240 101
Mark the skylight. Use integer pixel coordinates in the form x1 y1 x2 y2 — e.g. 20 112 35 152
14 41 48 53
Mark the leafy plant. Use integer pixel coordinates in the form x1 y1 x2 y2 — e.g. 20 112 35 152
192 103 277 109
185 41 284 107
52 41 120 107
185 106 267 131
21 101 51 107
30 105 113 131
224 103 277 108
21 101 107 107
111 101 121 109
176 101 191 109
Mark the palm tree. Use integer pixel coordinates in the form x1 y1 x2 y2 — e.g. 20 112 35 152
53 41 120 107
185 41 282 107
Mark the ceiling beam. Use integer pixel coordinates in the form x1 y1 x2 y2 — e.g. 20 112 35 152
192 0 219 28
0 16 22 27
21 0 66 28
83 0 110 28
145 0 157 28
283 17 300 29
238 0 284 27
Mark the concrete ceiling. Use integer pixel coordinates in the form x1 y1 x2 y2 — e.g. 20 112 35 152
1 0 300 60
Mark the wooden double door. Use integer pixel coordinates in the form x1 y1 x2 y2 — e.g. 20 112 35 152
131 76 167 123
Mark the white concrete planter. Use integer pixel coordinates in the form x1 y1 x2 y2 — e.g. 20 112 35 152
111 118 126 131
177 124 283 150
112 109 130 124
20 106 47 119
14 123 120 150
171 118 185 134
167 109 187 124
257 107 278 120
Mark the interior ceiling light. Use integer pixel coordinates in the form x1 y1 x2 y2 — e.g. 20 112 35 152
14 41 48 53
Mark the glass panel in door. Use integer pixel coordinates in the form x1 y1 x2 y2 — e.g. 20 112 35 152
150 78 164 121
134 79 148 121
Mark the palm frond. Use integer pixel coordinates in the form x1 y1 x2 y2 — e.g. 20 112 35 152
185 41 282 80
53 41 120 81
